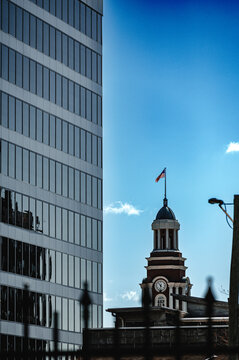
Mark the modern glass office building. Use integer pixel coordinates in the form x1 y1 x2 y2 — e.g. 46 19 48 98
0 0 103 353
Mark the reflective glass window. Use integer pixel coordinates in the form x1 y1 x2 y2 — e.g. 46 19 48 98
86 7 92 37
81 258 86 288
50 71 55 104
50 115 55 147
16 7 23 41
56 0 62 19
23 103 29 137
98 221 102 252
62 209 68 241
74 126 80 158
23 195 29 229
92 93 97 124
43 202 49 236
2 45 8 81
80 3 86 33
87 260 92 290
37 63 43 97
98 179 102 209
30 60 36 94
43 112 49 145
16 193 22 228
75 257 80 289
8 143 15 178
75 213 80 245
30 106 36 140
62 165 68 197
56 74 61 106
37 19 43 52
9 96 15 131
69 167 74 199
56 118 62 150
86 90 92 121
87 217 91 248
69 38 74 69
62 0 67 23
62 77 68 110
98 96 102 126
98 264 102 293
50 26 56 59
16 146 22 181
80 45 86 76
92 219 97 250
98 137 102 168
50 205 55 238
1 93 8 128
92 177 97 208
9 191 16 225
69 124 74 155
68 0 74 26
92 135 97 165
36 200 42 233
56 162 62 195
69 299 74 331
56 30 62 62
43 23 49 56
75 41 80 73
43 67 49 100
55 296 61 329
93 262 97 292
49 249 55 282
43 0 50 11
92 11 97 41
81 215 86 246
43 157 49 190
62 121 68 153
56 252 61 284
75 169 80 202
86 48 92 79
80 88 86 121
30 15 37 48
16 53 23 87
50 160 55 193
9 49 15 84
1 140 8 175
23 11 30 44
62 34 68 66
69 80 74 113
16 99 23 134
23 149 29 183
23 56 30 91
37 109 43 142
98 55 102 85
62 298 68 330
50 0 56 15
23 242 29 275
81 172 86 203
30 152 36 186
16 241 22 275
97 14 102 44
36 155 42 188
75 84 80 115
69 211 74 243
30 198 36 231
80 130 86 161
56 207 61 239
86 132 92 163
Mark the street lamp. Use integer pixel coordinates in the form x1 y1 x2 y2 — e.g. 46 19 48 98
209 195 239 360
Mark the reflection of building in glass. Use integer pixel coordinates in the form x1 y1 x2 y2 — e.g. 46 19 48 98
0 0 103 352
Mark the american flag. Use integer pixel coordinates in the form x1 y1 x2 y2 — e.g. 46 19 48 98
155 168 166 183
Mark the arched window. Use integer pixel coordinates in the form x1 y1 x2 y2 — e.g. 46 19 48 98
160 229 166 249
155 294 166 307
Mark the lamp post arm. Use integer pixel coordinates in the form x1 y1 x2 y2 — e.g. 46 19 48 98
219 204 234 223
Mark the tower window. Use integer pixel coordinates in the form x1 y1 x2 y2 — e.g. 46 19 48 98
169 229 174 249
160 229 166 249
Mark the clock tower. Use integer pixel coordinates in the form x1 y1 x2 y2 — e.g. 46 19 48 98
140 197 192 312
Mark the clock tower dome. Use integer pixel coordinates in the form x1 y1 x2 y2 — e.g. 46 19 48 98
140 197 192 312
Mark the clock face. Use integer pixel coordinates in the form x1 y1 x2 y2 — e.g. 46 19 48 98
155 280 167 293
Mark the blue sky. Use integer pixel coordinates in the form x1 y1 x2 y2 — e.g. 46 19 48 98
102 0 239 326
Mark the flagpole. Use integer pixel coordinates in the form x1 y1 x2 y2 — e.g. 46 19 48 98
165 168 166 199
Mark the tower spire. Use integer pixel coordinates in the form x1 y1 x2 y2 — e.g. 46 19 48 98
164 168 167 207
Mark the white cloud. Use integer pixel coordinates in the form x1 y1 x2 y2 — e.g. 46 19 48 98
104 201 142 216
226 142 239 153
121 291 140 302
103 293 112 302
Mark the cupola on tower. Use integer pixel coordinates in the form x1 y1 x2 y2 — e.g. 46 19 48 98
140 196 192 313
